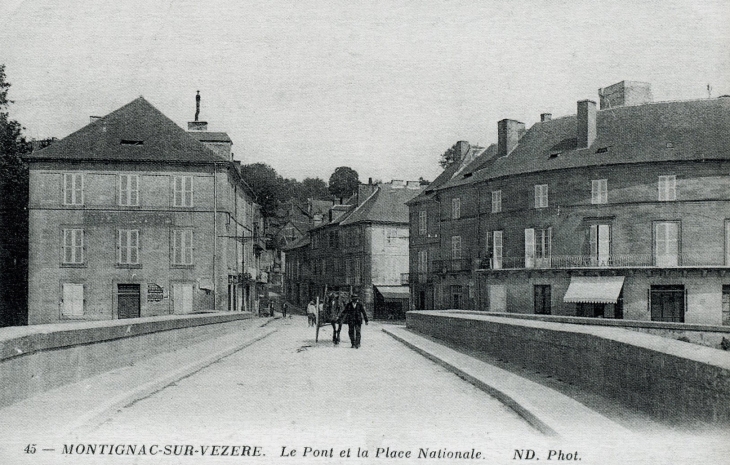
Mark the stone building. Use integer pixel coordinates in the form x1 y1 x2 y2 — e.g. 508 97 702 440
25 96 260 324
410 81 730 325
285 180 424 319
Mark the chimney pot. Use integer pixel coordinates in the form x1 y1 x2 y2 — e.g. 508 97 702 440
541 113 552 122
577 100 597 149
497 119 526 157
187 121 208 131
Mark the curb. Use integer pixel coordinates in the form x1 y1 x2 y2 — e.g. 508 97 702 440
67 327 277 437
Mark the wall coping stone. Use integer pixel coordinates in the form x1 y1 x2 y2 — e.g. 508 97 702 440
409 310 730 370
444 310 730 334
0 312 253 362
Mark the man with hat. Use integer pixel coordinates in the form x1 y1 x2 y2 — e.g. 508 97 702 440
339 294 369 348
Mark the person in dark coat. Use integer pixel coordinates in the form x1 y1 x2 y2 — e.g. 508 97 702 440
339 294 368 348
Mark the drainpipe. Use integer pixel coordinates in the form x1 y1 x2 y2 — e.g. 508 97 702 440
475 184 481 311
213 163 218 311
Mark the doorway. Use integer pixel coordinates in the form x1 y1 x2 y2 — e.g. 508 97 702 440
173 283 194 314
117 284 141 319
650 285 685 322
534 285 552 315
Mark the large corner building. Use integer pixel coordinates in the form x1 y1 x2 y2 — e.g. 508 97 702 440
409 81 730 325
25 97 261 324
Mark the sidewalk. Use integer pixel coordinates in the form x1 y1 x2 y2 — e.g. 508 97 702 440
0 320 277 451
383 325 629 438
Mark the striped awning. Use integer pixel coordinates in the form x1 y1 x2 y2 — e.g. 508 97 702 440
563 276 625 304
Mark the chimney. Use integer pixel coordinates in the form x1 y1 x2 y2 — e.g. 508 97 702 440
188 91 208 131
406 181 420 189
577 100 597 149
540 113 552 122
598 81 652 109
453 140 470 164
368 177 372 185
497 119 526 157
357 182 378 206
90 116 102 124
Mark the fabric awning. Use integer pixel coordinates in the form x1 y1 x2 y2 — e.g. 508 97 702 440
375 285 410 300
563 276 625 304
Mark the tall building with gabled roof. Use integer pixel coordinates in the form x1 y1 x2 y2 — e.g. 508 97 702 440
25 96 260 323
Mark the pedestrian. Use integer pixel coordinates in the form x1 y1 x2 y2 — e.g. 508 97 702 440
306 300 316 327
339 294 368 348
282 302 288 318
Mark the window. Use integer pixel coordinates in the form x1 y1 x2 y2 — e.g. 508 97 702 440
491 190 502 213
354 257 361 284
118 229 139 264
452 198 461 219
589 224 611 266
386 228 397 244
62 229 84 264
418 249 428 274
173 175 193 207
62 283 84 317
654 222 679 267
63 173 83 205
451 285 463 309
591 179 607 204
419 211 427 235
492 231 503 269
534 184 548 208
118 174 139 206
451 235 462 260
726 221 730 266
658 175 676 201
172 230 193 265
525 228 551 268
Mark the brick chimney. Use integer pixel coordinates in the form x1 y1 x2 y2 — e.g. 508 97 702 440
497 119 525 157
598 81 652 109
540 113 552 122
577 100 597 149
453 141 470 164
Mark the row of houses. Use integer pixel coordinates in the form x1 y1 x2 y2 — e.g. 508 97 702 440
284 180 424 319
408 81 730 326
25 96 271 324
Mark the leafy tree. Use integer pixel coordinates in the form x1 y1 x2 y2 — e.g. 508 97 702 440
418 176 431 185
300 177 329 201
240 162 285 218
0 64 31 326
328 166 359 202
438 142 460 169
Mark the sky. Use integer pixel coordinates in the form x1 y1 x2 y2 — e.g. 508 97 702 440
1 0 729 183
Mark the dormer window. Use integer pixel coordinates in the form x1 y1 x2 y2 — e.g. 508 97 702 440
120 139 144 146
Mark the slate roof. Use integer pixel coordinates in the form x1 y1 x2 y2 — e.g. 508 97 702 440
27 97 223 164
439 97 730 191
340 182 425 226
282 233 310 251
187 131 233 144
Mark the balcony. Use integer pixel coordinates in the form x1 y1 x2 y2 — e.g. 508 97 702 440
432 259 472 273
478 254 728 270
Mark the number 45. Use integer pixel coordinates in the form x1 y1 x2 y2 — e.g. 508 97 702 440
24 444 36 454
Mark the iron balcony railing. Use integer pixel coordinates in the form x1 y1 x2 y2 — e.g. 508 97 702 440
480 254 727 270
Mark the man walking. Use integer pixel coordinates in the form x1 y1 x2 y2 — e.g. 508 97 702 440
306 300 316 327
339 294 368 348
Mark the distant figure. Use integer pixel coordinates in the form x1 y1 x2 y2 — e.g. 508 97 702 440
339 294 368 349
282 302 288 318
306 300 316 327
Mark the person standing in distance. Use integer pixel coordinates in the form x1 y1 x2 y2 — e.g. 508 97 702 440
340 294 368 348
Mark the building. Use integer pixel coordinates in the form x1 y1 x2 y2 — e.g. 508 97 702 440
410 81 730 325
25 96 260 324
285 180 425 319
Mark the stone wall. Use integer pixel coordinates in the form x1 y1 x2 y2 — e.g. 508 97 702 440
407 310 730 425
0 312 255 408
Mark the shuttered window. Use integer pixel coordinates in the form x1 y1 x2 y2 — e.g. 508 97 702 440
63 173 83 205
118 229 140 264
62 229 84 264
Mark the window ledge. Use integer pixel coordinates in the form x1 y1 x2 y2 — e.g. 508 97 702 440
60 263 87 268
116 264 142 269
171 264 195 269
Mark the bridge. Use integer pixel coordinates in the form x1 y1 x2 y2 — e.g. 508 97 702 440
0 310 728 464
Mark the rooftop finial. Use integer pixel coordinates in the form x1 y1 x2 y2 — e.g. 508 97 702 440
195 90 200 122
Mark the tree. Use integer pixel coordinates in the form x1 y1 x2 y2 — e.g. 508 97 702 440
418 176 431 185
438 142 461 169
240 162 285 218
328 166 359 202
300 177 329 201
0 64 31 326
